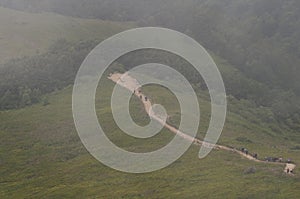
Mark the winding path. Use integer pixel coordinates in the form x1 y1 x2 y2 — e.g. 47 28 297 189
108 72 296 175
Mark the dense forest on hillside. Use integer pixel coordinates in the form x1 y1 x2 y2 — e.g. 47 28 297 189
0 40 97 109
0 40 299 131
0 0 299 130
1 0 300 95
1 2 300 198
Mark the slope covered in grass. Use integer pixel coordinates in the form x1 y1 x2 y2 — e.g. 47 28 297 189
0 73 299 198
0 6 134 64
0 5 299 198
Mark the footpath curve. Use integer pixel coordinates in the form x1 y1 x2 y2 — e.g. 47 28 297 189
108 72 296 175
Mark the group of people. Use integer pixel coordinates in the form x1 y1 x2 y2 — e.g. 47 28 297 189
241 148 258 159
264 157 283 163
241 147 295 174
240 147 293 164
240 147 294 174
134 89 148 102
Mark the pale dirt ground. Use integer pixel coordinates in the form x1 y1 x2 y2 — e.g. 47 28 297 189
108 72 296 174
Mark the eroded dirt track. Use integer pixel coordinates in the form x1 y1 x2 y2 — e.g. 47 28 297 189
108 72 296 174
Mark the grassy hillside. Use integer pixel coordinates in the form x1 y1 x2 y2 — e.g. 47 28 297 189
0 5 299 198
0 72 299 198
0 6 134 64
2 0 300 95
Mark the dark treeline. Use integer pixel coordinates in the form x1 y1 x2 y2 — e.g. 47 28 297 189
117 49 300 131
0 0 299 130
0 39 98 109
1 0 300 95
0 42 299 131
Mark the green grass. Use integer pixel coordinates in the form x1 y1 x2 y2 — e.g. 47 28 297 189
0 6 135 64
1 6 299 198
0 73 299 198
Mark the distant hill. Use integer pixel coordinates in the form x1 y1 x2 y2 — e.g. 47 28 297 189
0 6 134 64
1 0 299 95
1 1 299 131
1 2 300 198
0 73 299 198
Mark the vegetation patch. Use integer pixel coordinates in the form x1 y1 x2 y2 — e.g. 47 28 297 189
236 137 253 143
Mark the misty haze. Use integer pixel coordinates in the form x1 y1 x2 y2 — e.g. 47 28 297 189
0 0 299 198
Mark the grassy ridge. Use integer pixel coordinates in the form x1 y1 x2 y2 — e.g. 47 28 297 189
0 75 299 198
0 6 299 198
0 6 134 64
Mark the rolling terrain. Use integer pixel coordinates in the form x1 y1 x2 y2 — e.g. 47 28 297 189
0 5 299 199
0 72 299 198
0 6 134 64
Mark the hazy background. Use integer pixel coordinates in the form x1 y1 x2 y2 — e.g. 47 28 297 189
0 0 299 198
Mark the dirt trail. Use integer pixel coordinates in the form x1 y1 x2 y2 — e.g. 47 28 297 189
108 72 296 174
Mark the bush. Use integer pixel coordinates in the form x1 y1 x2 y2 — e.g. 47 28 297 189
244 167 256 175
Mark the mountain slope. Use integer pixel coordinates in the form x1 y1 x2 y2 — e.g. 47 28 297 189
0 6 134 64
0 75 299 198
0 3 299 198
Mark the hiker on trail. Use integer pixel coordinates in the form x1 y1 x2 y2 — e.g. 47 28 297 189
287 168 290 173
265 157 274 162
253 153 258 159
145 96 148 101
243 148 248 155
287 159 291 163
